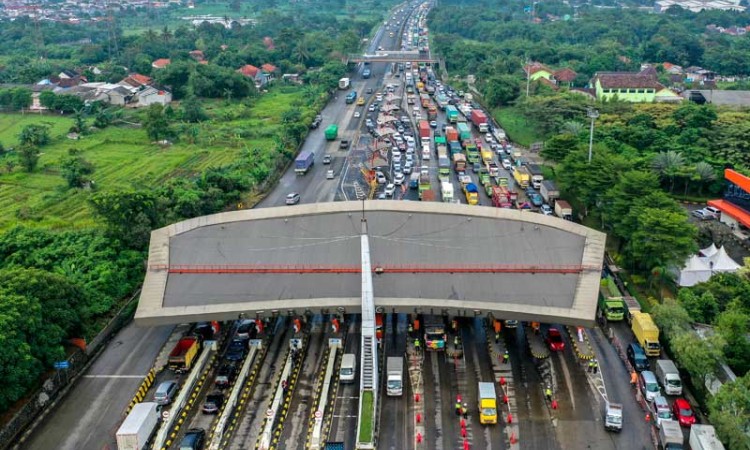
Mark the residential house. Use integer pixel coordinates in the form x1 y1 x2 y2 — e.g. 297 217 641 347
260 63 277 83
101 85 134 105
152 58 171 70
684 66 716 83
238 64 276 87
662 62 684 75
591 69 681 102
137 87 172 106
282 73 303 84
237 64 259 79
523 62 554 82
118 73 153 89
552 68 578 87
189 50 205 62
58 69 78 79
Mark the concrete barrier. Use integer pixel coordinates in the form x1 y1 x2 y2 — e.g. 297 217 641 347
310 339 342 449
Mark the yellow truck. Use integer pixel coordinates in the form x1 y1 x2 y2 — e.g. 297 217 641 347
631 312 660 356
512 166 531 188
168 336 201 373
464 183 479 205
478 382 498 424
481 147 493 164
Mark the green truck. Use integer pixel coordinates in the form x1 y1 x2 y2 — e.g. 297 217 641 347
418 174 431 199
598 276 626 321
446 105 459 123
457 122 471 141
465 144 480 164
325 124 338 141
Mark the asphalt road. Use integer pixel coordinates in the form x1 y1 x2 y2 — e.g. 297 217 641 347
21 323 174 450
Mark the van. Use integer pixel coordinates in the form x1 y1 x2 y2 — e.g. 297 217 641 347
154 380 178 405
650 395 672 428
640 371 660 402
627 343 649 372
340 353 356 383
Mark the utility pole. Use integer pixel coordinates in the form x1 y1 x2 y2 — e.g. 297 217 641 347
587 107 599 163
525 59 531 98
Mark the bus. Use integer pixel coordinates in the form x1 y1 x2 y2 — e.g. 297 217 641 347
423 315 447 350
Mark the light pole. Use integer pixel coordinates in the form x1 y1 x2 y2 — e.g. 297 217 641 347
587 107 599 163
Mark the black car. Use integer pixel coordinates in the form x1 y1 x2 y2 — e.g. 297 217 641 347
179 428 205 450
225 339 247 362
215 362 238 388
202 393 225 414
627 343 649 372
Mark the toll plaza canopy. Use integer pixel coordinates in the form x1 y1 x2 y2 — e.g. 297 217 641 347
136 201 606 327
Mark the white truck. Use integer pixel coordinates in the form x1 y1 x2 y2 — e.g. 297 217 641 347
655 359 683 396
554 200 573 221
338 78 350 89
659 419 685 450
441 181 454 202
603 401 623 432
116 402 160 450
386 356 404 396
689 425 725 450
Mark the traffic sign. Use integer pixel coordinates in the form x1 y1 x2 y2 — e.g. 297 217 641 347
53 361 70 370
266 409 274 418
315 410 323 419
162 410 170 420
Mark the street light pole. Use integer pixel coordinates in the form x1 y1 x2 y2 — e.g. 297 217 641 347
587 107 599 163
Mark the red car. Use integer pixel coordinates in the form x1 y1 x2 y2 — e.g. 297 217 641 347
672 398 696 427
546 328 565 351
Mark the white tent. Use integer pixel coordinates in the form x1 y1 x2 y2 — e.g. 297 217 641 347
706 246 741 273
679 255 713 287
700 243 718 258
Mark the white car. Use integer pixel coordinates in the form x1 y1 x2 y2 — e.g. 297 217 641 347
326 169 335 179
502 159 512 170
384 183 396 196
393 152 402 163
692 209 714 220
354 111 361 118
376 171 387 184
485 133 493 142
704 206 721 218
540 204 553 215
420 165 429 176
394 173 405 185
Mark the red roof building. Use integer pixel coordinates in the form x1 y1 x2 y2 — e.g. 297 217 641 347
152 58 171 69
261 63 277 73
237 64 260 78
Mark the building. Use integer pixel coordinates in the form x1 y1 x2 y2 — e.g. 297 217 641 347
151 58 171 70
591 70 681 102
524 62 554 82
708 169 750 230
654 0 744 12
524 62 578 88
683 89 750 106
137 87 172 106
237 63 277 88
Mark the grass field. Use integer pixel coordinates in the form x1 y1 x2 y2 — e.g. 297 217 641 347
492 107 541 147
358 390 374 443
0 86 306 231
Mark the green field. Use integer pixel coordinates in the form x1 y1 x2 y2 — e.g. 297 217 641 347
0 87 306 231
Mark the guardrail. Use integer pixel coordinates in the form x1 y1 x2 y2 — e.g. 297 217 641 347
309 339 343 449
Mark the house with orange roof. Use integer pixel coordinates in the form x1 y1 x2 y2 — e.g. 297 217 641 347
151 58 171 70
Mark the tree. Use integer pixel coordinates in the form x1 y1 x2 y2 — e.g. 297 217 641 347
670 330 725 391
560 121 584 136
651 297 691 339
18 124 50 147
716 309 750 375
483 75 520 107
18 144 40 173
89 190 161 249
600 171 661 237
180 95 207 123
0 293 44 410
694 162 717 195
541 133 579 162
60 148 94 188
624 207 697 271
677 289 719 324
143 104 172 142
652 150 685 193
708 372 750 449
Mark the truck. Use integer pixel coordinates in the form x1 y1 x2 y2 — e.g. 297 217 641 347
554 200 573 220
168 336 200 372
632 312 661 356
454 153 467 172
478 168 491 188
423 315 446 350
116 402 160 450
419 93 430 107
465 143 480 164
658 420 684 450
540 180 560 204
325 124 338 141
441 181 454 202
464 183 479 205
527 164 544 189
512 166 531 188
470 110 489 133
419 120 431 139
386 357 404 396
294 151 316 175
445 105 459 123
362 68 371 79
437 148 450 180
655 359 683 396
492 186 513 208
603 402 623 432
445 126 458 142
338 78 350 89
623 296 642 325
449 141 462 158
345 91 357 104
457 122 471 141
477 382 498 425
598 276 626 321
689 425 725 450
409 172 420 189
418 174 431 199
480 147 493 164
427 103 437 121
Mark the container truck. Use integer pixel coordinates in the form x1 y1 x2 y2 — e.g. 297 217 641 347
438 148 450 180
512 166 531 188
445 126 458 142
554 200 573 220
446 105 459 123
464 183 479 205
632 312 661 356
386 357 404 396
689 425 725 450
449 141 462 158
655 359 682 395
491 186 512 208
294 151 316 175
168 336 200 373
454 153 467 172
603 402 623 432
116 402 160 450
658 420 684 450
623 296 642 325
338 78 350 89
527 164 544 189
427 103 437 121
457 122 471 141
540 180 559 204
478 382 498 424
470 110 489 133
419 93 430 107
441 181 454 202
325 124 338 141
419 120 431 139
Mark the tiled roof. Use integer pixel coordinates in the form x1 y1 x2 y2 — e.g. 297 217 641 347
152 58 171 68
238 64 259 77
524 62 552 76
553 68 577 82
261 63 277 73
594 72 664 89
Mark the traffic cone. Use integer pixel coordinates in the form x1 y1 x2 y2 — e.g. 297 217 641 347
499 376 506 386
415 393 420 403
460 418 466 429
551 399 558 410
507 413 513 424
461 427 467 438
416 413 422 424
510 432 518 444
416 432 422 444
463 439 470 450
503 394 509 404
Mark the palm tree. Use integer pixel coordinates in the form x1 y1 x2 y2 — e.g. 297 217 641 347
161 26 172 44
560 121 583 136
652 150 686 193
695 162 717 195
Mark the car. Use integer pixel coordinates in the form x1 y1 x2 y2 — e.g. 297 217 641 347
366 119 374 128
692 209 714 220
226 339 247 361
285 192 300 205
415 112 421 120
540 204 553 216
340 140 350 149
236 319 258 340
627 343 649 372
672 398 696 427
405 153 414 164
429 120 437 128
322 154 332 165
369 105 376 112
215 362 238 389
640 370 661 402
650 395 672 428
472 162 482 173
326 169 335 179
502 159 512 170
376 171 387 184
393 162 402 173
485 133 493 142
401 115 409 123
354 111 361 118
393 152 402 163
366 88 373 94
179 428 206 450
704 206 721 218
412 106 420 113
376 94 383 101
384 183 396 197
394 173 405 185
154 380 178 405
545 328 565 351
202 392 225 414
420 165 429 176
402 164 412 174
357 97 365 106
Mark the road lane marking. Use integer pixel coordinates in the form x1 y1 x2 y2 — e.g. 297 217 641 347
82 375 147 378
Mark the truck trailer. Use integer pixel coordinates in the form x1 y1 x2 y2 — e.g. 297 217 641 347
632 312 661 356
386 357 404 396
168 336 200 373
116 402 160 450
338 78 350 89
441 181 454 202
540 180 559 204
419 120 431 139
527 164 544 189
623 296 642 325
470 110 489 133
477 382 498 424
294 151 316 175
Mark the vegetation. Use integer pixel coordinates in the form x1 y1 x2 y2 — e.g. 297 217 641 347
358 390 374 443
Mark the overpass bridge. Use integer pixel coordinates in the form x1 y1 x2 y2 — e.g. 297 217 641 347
346 50 438 64
136 201 605 328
